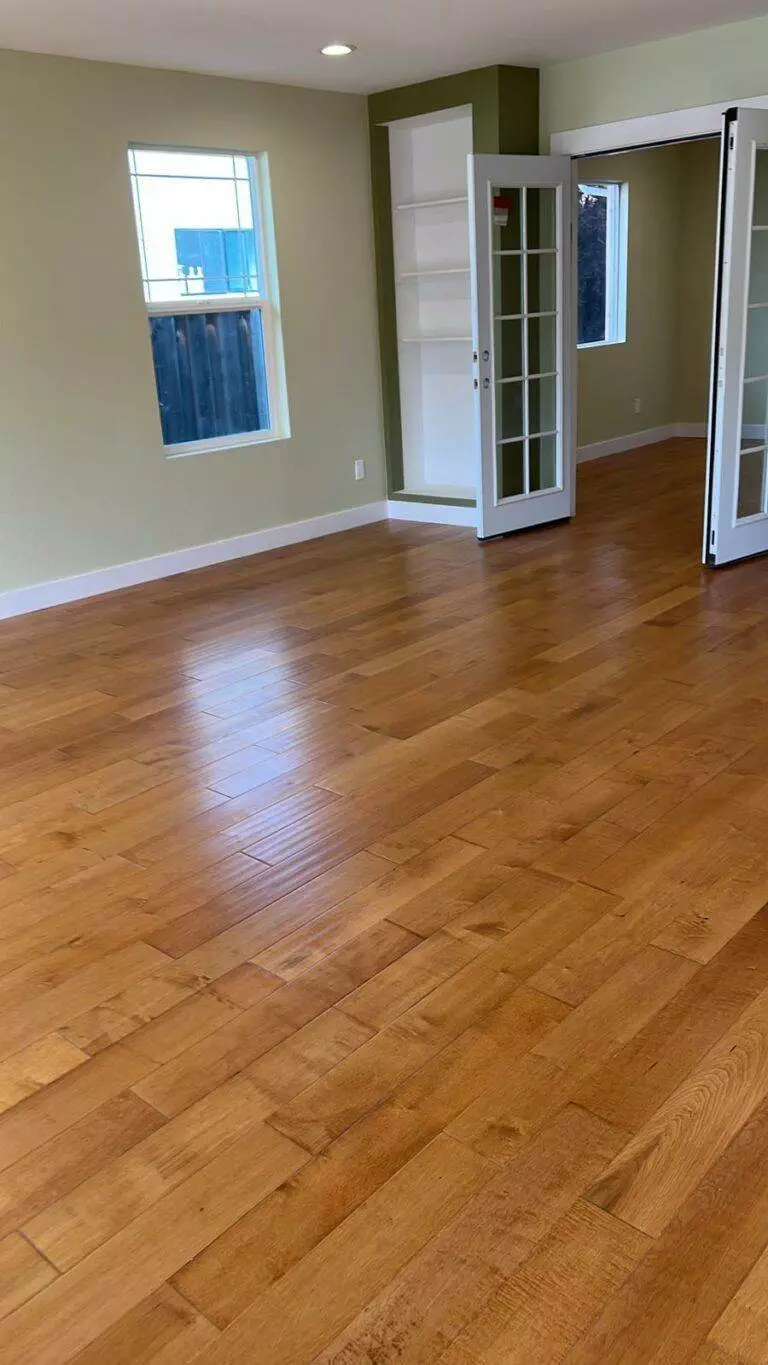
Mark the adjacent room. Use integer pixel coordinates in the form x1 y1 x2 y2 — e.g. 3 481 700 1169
574 137 721 548
4 4 768 1363
577 139 719 460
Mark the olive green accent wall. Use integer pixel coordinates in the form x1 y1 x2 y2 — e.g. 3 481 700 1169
368 65 539 495
496 67 541 158
368 66 539 161
577 140 719 450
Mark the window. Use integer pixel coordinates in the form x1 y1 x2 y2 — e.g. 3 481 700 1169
128 146 287 454
578 182 628 348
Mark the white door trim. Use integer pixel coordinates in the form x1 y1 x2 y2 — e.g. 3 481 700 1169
549 94 768 158
704 107 768 565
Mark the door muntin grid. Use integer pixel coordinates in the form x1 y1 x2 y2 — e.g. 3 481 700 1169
490 185 562 506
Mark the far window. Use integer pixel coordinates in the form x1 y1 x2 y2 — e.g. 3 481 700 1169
128 146 287 454
578 182 628 348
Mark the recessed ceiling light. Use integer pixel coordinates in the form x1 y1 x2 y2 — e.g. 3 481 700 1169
320 42 356 57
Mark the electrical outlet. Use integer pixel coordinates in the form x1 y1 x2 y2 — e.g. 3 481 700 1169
354 459 366 481
633 397 642 415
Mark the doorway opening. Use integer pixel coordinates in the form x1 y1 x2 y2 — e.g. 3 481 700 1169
573 137 720 544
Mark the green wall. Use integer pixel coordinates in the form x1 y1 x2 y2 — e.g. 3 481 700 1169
368 65 539 497
0 47 385 595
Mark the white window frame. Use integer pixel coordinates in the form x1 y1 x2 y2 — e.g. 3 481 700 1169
577 181 628 350
129 144 289 458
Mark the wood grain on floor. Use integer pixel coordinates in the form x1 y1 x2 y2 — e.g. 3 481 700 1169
2 439 768 1362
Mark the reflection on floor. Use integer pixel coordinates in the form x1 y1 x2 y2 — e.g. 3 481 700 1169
2 436 768 1362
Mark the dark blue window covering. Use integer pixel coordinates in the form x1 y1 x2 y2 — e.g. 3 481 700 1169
150 309 270 446
578 190 608 345
174 228 258 294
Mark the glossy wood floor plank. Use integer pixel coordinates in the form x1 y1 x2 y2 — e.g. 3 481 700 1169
3 440 768 1361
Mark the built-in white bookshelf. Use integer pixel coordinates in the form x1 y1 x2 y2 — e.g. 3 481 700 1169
389 107 476 501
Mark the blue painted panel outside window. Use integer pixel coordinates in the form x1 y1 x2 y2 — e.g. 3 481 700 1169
174 228 258 295
150 309 270 446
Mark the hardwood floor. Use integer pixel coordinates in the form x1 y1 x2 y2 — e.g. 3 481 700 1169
2 436 768 1362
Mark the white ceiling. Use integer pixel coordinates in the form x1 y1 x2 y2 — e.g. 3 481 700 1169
1 0 767 95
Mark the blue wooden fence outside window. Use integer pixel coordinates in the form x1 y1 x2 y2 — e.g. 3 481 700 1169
150 309 270 446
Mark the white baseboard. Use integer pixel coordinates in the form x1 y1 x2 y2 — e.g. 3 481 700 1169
577 422 707 463
676 423 708 439
0 501 388 622
387 499 477 527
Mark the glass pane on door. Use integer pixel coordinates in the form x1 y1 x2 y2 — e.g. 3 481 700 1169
738 446 766 518
738 149 768 521
492 183 560 504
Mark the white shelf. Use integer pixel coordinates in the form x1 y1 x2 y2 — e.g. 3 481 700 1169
394 483 475 500
394 195 469 212
390 108 475 501
398 266 470 280
399 334 473 343
494 311 557 322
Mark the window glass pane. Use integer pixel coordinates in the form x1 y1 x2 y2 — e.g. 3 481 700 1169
492 188 522 252
130 179 149 281
529 435 558 492
526 188 556 250
527 253 556 315
497 440 525 499
236 179 255 231
130 148 261 303
132 149 236 179
578 187 607 344
497 382 524 440
737 447 766 519
149 309 270 446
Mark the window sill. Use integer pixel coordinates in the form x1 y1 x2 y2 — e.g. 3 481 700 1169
577 338 627 351
165 429 289 459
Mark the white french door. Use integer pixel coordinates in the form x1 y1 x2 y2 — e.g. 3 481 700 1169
705 107 768 564
469 154 576 540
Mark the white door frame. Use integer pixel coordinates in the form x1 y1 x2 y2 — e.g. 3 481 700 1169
549 94 768 159
703 107 768 564
549 92 768 566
